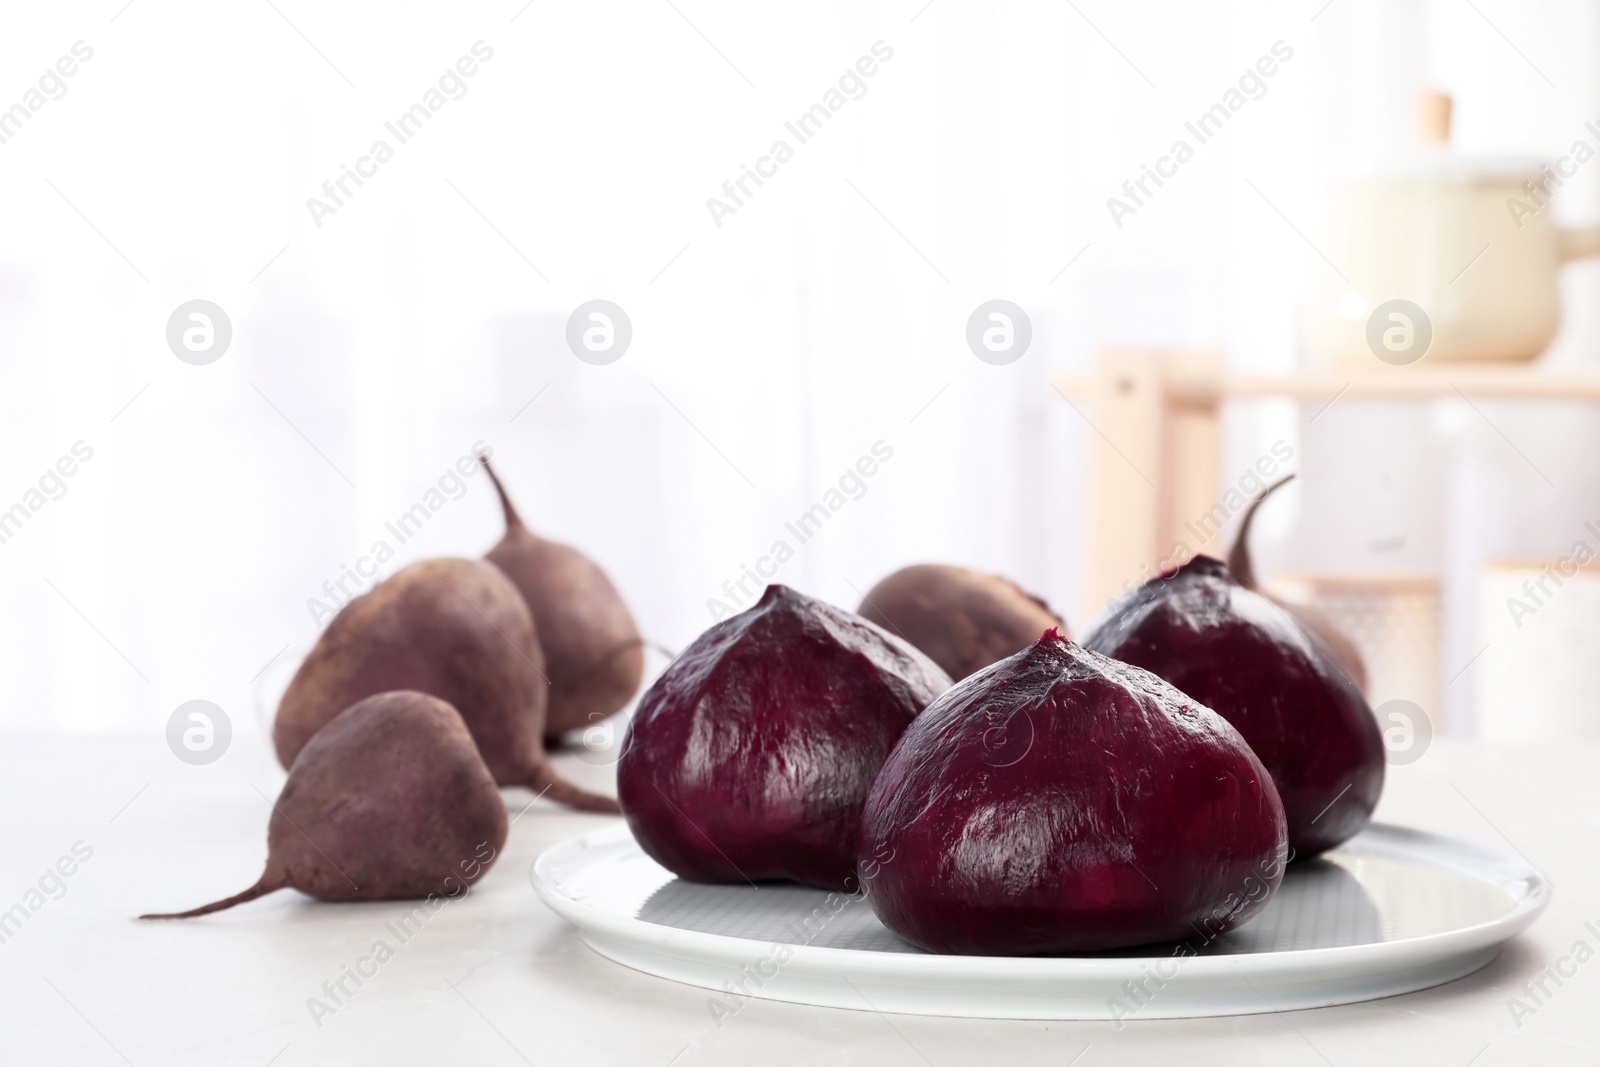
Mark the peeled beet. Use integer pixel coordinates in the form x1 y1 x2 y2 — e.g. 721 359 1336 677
857 563 1066 681
1227 473 1369 694
617 584 951 891
480 456 644 741
143 691 508 918
274 556 616 813
1084 556 1384 857
857 630 1287 955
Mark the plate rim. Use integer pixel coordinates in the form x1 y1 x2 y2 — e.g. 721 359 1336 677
530 821 1552 978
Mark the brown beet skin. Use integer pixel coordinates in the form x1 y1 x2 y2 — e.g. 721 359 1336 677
618 585 951 892
480 457 645 741
274 557 616 813
1084 556 1384 857
143 692 508 918
857 564 1065 681
857 630 1288 954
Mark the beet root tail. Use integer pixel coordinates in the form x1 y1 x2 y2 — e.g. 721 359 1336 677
139 874 282 920
478 454 526 533
1227 472 1296 591
524 762 621 814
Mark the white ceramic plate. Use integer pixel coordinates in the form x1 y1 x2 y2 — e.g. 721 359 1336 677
530 822 1550 1020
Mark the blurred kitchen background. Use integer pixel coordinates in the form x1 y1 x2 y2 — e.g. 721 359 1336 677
1 0 1597 745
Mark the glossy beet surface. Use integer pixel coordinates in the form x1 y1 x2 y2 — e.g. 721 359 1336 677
1227 475 1368 694
857 564 1065 681
618 585 951 892
857 630 1288 955
1084 556 1384 857
144 692 509 918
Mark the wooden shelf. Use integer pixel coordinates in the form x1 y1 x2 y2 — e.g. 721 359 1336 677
1056 351 1600 624
1054 362 1600 403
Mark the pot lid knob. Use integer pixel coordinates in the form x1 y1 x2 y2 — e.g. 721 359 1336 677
1418 90 1453 146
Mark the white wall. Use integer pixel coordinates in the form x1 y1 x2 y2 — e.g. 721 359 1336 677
0 0 1595 735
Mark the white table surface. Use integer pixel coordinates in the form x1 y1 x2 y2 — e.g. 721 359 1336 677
1 732 1594 1066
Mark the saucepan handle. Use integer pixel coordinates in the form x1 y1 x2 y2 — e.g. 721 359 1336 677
1558 225 1600 262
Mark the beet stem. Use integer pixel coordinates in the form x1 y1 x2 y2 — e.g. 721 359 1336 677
524 761 621 814
479 454 527 532
139 875 281 920
1227 472 1296 591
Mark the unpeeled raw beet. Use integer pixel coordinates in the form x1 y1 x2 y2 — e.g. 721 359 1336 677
857 630 1287 955
618 584 951 892
480 456 644 741
1084 556 1384 857
144 691 508 918
856 563 1065 681
274 557 617 813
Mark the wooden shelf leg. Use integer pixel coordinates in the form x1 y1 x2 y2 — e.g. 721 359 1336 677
1082 350 1223 625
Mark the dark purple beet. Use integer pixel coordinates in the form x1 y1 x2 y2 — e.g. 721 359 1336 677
857 630 1287 955
617 584 951 892
1226 474 1369 695
1083 556 1384 858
